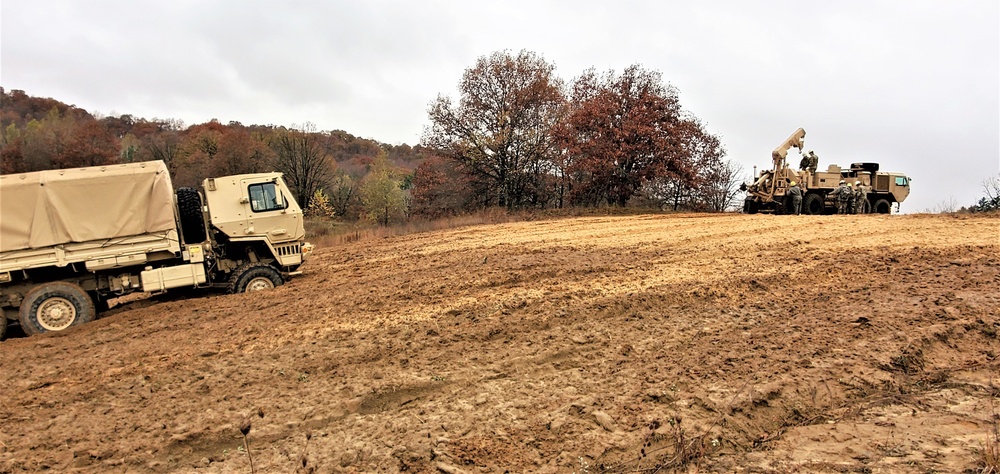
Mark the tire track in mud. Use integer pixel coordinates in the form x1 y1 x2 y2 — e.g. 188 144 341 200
0 214 997 473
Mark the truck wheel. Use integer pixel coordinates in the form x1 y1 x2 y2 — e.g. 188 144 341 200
228 263 284 294
743 199 759 214
803 193 825 215
18 282 96 336
0 310 8 340
177 187 207 244
873 199 891 214
776 198 789 215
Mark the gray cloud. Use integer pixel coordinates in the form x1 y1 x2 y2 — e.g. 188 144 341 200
2 0 997 212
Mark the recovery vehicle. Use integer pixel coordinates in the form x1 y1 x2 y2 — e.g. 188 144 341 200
741 128 911 214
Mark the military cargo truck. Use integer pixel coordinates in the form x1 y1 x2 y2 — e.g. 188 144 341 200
742 128 911 214
0 161 313 338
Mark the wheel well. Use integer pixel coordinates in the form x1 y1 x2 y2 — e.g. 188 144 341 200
213 241 278 281
870 194 896 203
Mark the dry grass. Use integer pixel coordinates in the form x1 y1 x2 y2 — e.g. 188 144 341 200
304 206 684 248
984 394 1000 474
985 432 999 474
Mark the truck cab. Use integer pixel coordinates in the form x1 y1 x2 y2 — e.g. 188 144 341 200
202 174 307 269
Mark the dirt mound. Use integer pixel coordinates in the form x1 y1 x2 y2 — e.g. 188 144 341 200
1 213 997 473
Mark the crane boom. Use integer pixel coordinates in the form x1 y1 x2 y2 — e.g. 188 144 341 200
771 127 806 167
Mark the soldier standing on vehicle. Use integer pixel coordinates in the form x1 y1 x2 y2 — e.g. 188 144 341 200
832 180 851 214
853 180 867 214
787 181 802 215
806 151 819 173
798 151 819 188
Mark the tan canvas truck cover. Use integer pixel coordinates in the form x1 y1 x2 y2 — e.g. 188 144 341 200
0 161 176 253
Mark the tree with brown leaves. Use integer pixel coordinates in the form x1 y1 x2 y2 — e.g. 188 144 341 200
555 65 706 207
423 50 565 209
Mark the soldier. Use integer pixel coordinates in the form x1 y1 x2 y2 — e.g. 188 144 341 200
799 151 819 188
832 180 851 214
786 181 802 215
806 151 819 173
845 181 855 214
853 180 867 214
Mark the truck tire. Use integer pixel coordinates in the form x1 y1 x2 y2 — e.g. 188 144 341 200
228 263 284 294
873 199 892 214
0 310 8 340
776 198 789 215
803 193 825 215
743 199 759 214
18 282 96 336
177 187 207 244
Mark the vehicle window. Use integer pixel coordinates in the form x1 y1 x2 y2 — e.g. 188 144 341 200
248 183 284 212
895 177 908 186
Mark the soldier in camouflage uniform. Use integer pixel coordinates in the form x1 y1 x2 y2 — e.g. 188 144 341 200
845 182 855 214
806 151 819 173
832 180 851 214
853 180 867 214
799 151 819 188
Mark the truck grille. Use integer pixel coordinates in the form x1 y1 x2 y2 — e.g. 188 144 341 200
275 242 301 257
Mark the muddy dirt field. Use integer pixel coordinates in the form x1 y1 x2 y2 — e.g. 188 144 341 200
1 213 998 473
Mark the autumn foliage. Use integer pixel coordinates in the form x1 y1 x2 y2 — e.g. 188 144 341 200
0 87 427 220
423 51 740 212
2 51 743 225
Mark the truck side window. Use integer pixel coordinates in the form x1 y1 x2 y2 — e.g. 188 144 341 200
248 183 284 212
895 177 908 186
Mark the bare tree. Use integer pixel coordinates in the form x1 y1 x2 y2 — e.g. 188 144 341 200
931 196 959 214
974 174 1000 212
698 159 745 212
271 123 334 209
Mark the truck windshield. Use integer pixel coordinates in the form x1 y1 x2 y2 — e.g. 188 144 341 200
895 177 908 186
249 183 284 212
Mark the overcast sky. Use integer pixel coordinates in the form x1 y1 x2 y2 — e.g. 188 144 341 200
2 0 998 212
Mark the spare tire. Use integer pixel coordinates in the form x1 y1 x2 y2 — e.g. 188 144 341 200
177 187 207 244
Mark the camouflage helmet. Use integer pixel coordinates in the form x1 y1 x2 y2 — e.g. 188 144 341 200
789 181 796 186
847 182 853 187
855 181 861 186
839 180 845 185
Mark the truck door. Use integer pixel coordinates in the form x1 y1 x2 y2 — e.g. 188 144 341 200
890 175 910 203
241 179 295 243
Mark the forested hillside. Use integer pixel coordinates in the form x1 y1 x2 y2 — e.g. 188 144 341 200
1 50 749 222
0 87 427 221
